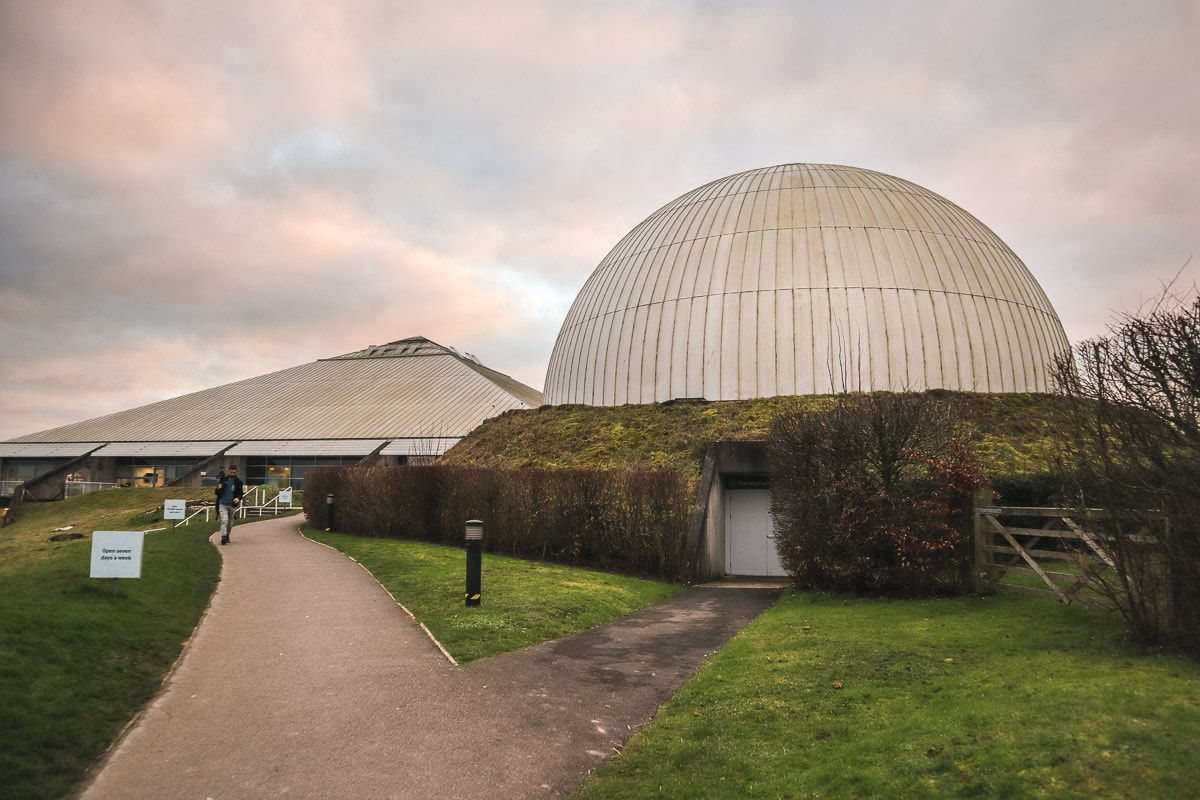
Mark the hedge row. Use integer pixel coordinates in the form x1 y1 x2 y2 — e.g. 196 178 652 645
302 464 690 579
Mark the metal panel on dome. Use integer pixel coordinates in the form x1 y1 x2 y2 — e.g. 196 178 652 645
544 163 1070 406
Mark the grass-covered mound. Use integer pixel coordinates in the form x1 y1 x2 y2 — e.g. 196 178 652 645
442 391 1082 482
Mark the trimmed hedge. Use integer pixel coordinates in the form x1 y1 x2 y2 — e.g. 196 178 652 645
302 464 690 579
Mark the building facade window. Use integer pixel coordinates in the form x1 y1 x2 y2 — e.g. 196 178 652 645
244 456 362 489
113 457 203 487
0 458 72 482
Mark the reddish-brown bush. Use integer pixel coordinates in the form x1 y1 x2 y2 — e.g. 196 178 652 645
768 394 987 597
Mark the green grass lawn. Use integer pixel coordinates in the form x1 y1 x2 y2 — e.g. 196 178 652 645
303 527 683 663
0 496 680 799
4 491 1199 800
571 591 1200 800
0 489 222 800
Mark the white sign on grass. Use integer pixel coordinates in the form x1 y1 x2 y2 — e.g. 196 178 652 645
90 531 144 579
278 488 293 505
164 499 187 520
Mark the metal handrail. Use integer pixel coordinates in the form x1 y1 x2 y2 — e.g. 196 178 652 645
178 506 213 526
166 486 299 527
238 487 297 518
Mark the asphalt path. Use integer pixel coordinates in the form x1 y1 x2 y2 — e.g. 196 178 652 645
77 514 782 799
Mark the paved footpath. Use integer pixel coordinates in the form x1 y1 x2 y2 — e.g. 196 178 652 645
78 514 781 800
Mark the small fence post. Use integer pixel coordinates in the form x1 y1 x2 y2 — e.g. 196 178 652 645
972 488 993 594
973 509 987 593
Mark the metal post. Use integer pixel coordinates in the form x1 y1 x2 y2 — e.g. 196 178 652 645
465 519 483 606
325 494 335 532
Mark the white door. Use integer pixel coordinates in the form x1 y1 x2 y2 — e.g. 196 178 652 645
726 489 787 576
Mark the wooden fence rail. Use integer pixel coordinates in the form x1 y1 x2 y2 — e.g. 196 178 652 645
972 506 1126 604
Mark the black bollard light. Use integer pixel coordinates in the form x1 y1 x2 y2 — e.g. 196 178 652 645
325 493 335 532
465 519 483 606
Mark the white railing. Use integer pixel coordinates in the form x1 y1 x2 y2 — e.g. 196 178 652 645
237 486 297 517
1 480 24 497
64 481 118 498
178 505 214 526
171 487 298 526
242 493 292 517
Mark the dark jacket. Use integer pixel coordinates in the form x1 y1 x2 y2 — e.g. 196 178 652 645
215 474 245 506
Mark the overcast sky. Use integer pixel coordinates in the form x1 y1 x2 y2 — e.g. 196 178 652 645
2 0 1197 440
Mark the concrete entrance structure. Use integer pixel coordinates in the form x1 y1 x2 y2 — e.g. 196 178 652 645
680 441 784 582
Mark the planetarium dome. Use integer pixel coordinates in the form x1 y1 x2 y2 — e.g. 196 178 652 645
543 163 1069 406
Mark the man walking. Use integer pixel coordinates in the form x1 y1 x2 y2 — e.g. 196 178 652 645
216 465 244 545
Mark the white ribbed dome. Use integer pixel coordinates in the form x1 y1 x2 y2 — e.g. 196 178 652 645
544 163 1069 405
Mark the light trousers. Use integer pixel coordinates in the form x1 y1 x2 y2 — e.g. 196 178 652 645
219 503 235 537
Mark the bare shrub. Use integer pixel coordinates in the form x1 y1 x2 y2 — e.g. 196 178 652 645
768 393 986 597
1053 289 1200 654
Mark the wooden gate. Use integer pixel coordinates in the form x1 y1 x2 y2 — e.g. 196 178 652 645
972 506 1120 603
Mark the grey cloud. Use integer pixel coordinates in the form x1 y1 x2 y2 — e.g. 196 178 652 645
2 0 1197 438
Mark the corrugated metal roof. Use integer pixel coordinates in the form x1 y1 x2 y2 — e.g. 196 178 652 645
226 440 386 457
378 438 461 456
90 442 235 457
9 337 542 445
0 442 105 458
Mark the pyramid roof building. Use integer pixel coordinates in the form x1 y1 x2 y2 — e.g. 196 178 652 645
2 337 540 494
11 336 540 445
